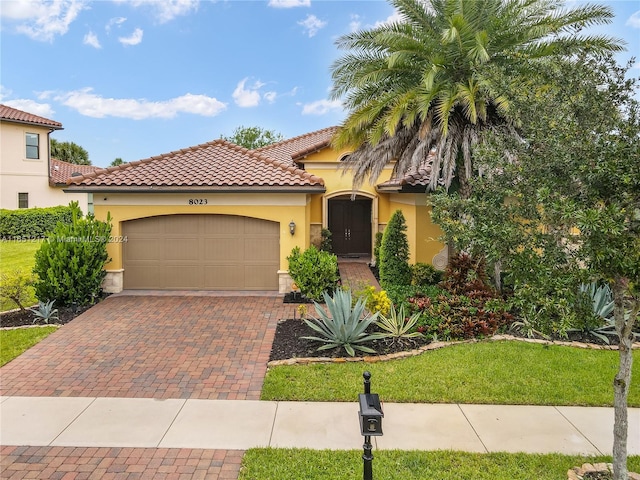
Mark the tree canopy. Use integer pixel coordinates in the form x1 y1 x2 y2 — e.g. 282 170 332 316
330 0 623 194
221 126 284 150
50 139 91 165
431 51 639 479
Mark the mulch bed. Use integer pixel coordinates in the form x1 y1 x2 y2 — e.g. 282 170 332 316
0 294 110 328
1 293 621 362
270 317 431 361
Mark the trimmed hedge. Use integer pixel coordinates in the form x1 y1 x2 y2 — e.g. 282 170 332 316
0 206 74 239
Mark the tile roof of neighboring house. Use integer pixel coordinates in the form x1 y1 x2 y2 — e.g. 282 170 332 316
256 126 338 166
50 159 101 186
375 157 434 191
66 139 325 192
0 104 63 129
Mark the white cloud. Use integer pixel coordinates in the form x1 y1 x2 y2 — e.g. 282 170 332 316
349 14 361 32
373 11 404 28
0 0 87 42
232 78 265 108
626 11 640 28
83 31 101 48
56 88 227 119
301 99 343 115
264 91 277 103
0 85 56 117
106 17 127 33
2 99 56 118
119 28 143 46
298 14 326 38
268 0 310 8
114 0 199 23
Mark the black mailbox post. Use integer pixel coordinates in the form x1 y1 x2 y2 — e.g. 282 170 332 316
358 371 383 480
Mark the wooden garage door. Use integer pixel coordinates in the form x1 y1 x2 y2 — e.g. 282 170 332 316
122 214 279 290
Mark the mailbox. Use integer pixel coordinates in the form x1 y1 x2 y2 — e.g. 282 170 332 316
358 393 383 436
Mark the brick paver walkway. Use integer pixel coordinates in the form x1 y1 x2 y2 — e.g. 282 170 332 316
1 266 373 479
337 259 380 290
0 295 292 400
0 446 243 480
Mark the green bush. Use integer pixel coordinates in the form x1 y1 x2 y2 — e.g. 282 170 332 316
33 204 112 307
0 269 35 311
0 205 74 239
287 246 339 301
320 228 333 252
412 262 442 285
373 231 383 267
379 210 411 288
385 284 446 311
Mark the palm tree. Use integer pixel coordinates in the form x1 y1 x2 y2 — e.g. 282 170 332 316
330 0 623 196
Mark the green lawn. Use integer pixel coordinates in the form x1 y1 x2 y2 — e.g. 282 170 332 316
239 449 640 480
0 240 41 311
0 326 58 366
262 340 640 407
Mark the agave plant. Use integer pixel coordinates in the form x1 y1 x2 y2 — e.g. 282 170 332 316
30 300 59 324
575 282 619 344
376 304 423 345
580 282 614 320
303 289 383 357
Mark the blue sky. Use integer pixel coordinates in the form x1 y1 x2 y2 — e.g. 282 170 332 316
1 0 638 168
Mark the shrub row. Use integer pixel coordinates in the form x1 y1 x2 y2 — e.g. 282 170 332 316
0 206 74 239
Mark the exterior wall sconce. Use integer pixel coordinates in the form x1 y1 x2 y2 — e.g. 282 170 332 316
289 220 296 236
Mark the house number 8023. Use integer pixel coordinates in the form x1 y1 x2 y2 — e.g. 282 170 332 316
188 199 208 205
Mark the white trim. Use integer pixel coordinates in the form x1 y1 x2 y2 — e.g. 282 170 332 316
94 193 308 206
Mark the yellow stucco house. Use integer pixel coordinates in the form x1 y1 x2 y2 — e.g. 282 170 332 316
0 104 95 213
66 127 447 293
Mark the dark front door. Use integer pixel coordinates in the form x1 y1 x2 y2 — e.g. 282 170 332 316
328 198 372 256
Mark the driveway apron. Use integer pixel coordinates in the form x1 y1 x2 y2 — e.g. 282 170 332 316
0 295 293 400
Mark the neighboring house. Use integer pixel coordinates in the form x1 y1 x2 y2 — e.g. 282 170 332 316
0 104 95 212
66 127 447 293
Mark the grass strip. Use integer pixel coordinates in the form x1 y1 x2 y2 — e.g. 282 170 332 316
262 341 640 406
239 449 640 480
0 326 58 366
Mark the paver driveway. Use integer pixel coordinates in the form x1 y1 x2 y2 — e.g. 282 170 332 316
0 294 293 400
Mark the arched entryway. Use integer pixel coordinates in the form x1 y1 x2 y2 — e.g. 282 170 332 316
327 195 372 257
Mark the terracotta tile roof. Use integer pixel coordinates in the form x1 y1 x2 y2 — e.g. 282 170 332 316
376 157 433 190
66 139 325 192
50 158 101 186
256 126 338 165
0 104 63 129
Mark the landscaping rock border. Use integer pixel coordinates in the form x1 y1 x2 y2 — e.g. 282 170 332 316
267 334 640 367
568 462 640 480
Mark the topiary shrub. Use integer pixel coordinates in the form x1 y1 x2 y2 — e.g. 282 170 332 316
32 203 112 307
0 205 74 239
320 228 333 252
287 246 339 301
373 231 383 267
379 210 411 288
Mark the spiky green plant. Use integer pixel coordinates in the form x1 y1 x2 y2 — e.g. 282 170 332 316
29 300 59 324
303 289 383 357
376 303 423 344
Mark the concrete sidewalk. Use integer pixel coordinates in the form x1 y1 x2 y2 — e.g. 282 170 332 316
2 396 638 455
